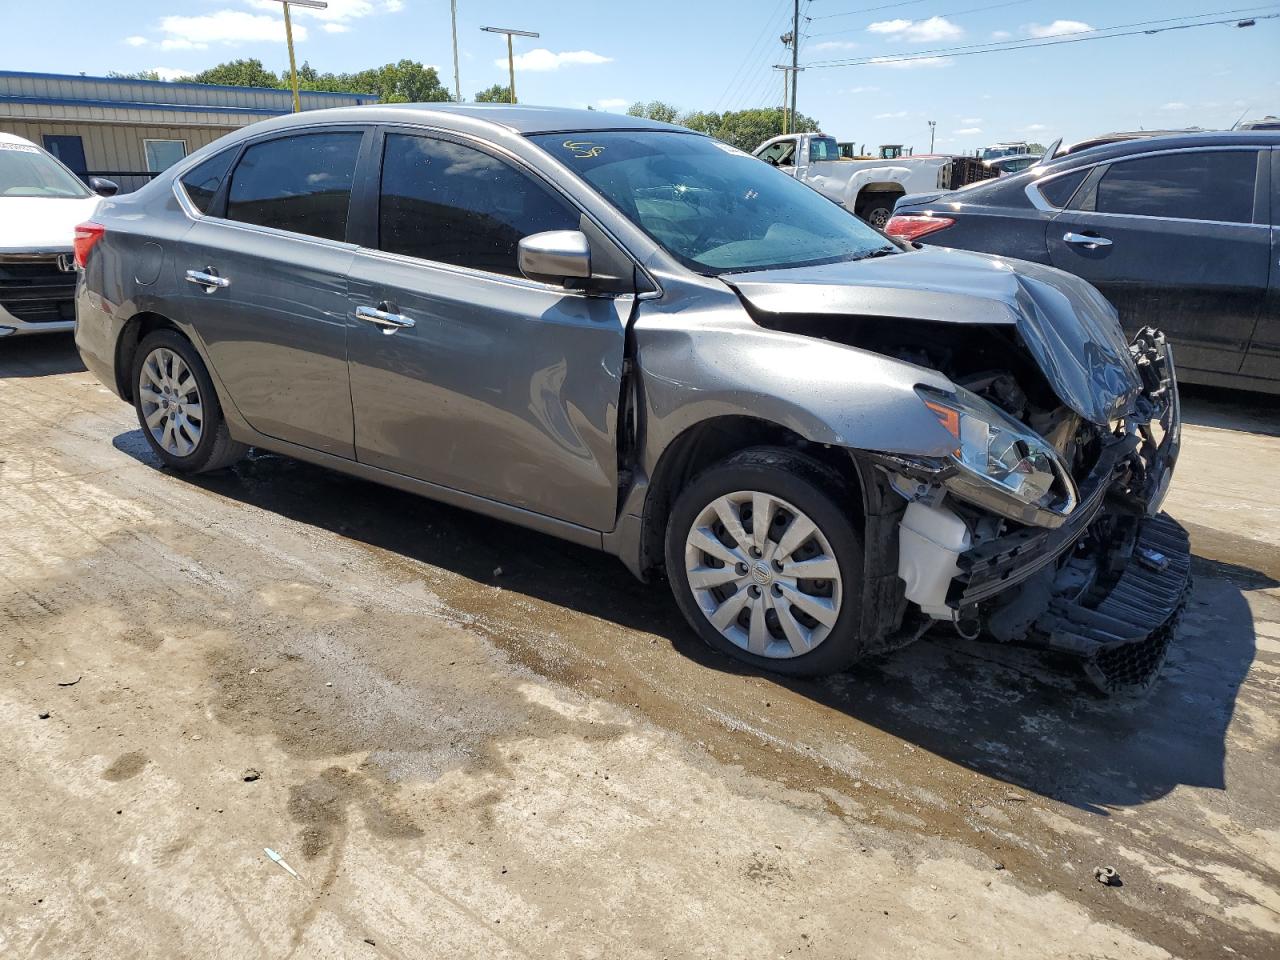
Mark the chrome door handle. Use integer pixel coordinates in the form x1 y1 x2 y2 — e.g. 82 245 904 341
1063 232 1112 248
185 268 230 293
355 303 415 333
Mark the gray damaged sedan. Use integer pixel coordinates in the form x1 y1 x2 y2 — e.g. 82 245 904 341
74 106 1186 694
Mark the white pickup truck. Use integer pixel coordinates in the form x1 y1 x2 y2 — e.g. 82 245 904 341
753 133 990 228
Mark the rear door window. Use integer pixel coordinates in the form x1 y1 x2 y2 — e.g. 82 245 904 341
226 132 362 241
1092 150 1258 223
377 133 579 277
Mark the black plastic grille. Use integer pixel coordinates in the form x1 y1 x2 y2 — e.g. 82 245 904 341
0 259 76 323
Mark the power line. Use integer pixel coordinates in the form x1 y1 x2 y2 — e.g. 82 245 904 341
809 0 930 20
714 0 792 112
807 0 1034 38
805 6 1280 66
717 0 795 111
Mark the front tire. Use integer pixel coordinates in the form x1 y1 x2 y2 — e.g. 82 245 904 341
664 447 865 677
132 329 246 473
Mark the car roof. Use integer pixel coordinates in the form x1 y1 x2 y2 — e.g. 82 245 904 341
0 131 38 147
1040 129 1280 170
240 102 691 137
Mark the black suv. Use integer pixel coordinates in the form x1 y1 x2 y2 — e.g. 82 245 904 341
887 132 1279 394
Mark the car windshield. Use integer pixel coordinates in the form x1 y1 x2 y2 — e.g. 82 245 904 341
0 142 90 198
530 130 891 274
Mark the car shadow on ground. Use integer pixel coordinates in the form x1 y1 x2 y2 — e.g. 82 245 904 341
111 425 1267 817
0 333 85 377
1180 383 1280 438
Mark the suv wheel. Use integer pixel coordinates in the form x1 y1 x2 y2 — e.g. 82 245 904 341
665 447 865 677
132 329 246 473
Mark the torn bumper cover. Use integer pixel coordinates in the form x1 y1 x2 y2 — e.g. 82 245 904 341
884 327 1189 694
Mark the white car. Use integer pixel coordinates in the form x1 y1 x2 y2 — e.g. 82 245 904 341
0 133 110 338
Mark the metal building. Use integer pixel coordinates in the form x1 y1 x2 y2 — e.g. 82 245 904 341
0 70 377 192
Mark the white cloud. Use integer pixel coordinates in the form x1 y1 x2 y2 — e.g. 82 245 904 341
961 117 982 124
150 67 193 81
812 40 859 51
1027 20 1092 38
875 110 908 119
868 56 952 69
868 16 963 42
845 85 879 94
323 23 350 33
158 11 305 47
991 30 1012 40
597 98 628 110
502 49 612 72
1161 101 1187 111
954 127 982 135
124 35 149 47
1024 123 1048 132
384 0 404 11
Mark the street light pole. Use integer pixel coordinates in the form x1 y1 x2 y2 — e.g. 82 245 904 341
266 0 328 113
480 26 539 104
450 0 462 102
928 120 937 153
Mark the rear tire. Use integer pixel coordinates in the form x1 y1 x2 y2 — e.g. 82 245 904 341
664 447 865 677
131 329 246 474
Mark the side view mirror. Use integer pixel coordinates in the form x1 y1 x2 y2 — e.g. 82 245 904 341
518 230 591 287
89 177 119 197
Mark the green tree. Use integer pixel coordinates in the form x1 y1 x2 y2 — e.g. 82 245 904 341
627 101 680 124
189 58 281 88
708 107 820 152
108 69 170 81
474 83 512 103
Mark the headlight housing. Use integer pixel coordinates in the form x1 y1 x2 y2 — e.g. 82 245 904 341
916 385 1078 527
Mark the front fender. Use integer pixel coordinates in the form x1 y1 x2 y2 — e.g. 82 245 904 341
635 319 960 474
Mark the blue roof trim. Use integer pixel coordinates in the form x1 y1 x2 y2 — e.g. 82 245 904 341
0 69 375 102
0 94 374 117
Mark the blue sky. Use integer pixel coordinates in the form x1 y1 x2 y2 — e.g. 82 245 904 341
8 0 1279 151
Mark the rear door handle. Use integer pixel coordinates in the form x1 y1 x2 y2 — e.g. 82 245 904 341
355 302 415 334
185 268 230 293
1063 232 1112 249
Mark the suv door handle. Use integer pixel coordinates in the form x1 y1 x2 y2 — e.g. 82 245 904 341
1063 232 1112 249
185 268 230 293
355 302 415 334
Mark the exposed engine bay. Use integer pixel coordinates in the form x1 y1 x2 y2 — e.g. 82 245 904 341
755 310 1187 696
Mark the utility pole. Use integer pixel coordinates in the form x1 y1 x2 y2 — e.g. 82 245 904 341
928 120 936 153
773 65 790 133
267 0 328 113
481 25 539 104
790 0 800 127
450 0 461 102
773 65 804 134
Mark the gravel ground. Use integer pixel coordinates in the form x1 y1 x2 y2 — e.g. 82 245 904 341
1 334 1277 959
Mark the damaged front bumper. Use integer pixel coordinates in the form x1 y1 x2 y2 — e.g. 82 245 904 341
883 327 1189 694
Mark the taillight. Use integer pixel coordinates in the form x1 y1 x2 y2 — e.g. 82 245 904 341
883 215 955 242
73 222 105 268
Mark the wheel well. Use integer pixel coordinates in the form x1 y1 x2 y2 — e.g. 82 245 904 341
637 416 865 578
115 311 180 401
855 185 905 216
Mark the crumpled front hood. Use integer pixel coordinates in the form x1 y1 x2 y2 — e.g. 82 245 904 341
0 196 101 252
725 246 1141 425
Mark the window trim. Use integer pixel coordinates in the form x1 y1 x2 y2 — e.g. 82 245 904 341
1026 144 1265 226
359 122 653 297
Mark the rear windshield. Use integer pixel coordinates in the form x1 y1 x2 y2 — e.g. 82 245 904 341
529 130 890 274
0 142 90 199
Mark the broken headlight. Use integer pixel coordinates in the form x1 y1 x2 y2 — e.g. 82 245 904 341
916 385 1078 526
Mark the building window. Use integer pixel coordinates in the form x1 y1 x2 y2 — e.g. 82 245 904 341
143 139 188 173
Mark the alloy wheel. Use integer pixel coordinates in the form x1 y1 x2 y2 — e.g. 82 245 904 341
683 490 843 659
139 347 203 457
